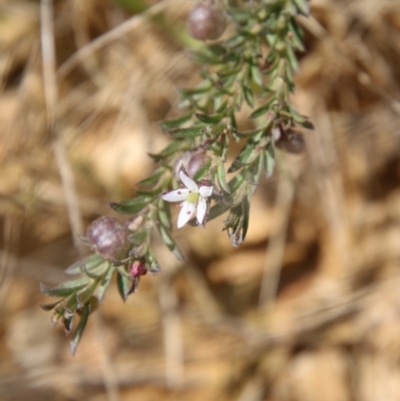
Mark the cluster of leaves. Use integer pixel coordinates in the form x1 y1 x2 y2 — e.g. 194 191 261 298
40 0 311 354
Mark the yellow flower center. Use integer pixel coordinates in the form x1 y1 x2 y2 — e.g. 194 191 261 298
187 192 200 203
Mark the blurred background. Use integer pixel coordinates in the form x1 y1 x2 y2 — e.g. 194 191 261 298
2 0 400 400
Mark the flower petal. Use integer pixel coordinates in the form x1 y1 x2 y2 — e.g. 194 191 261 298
196 197 207 226
177 201 196 228
179 171 198 191
199 185 213 198
162 189 190 202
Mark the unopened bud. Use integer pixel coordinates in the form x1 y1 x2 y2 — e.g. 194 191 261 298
275 128 305 154
129 260 147 278
86 216 130 260
187 3 227 41
174 150 209 180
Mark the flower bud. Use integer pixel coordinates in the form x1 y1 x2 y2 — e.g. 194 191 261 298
86 216 130 260
275 128 305 154
129 260 147 278
173 150 209 180
187 3 227 41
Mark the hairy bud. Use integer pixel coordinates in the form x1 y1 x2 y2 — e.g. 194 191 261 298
187 3 227 41
86 216 130 260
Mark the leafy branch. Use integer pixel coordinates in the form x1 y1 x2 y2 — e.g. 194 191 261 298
40 0 312 354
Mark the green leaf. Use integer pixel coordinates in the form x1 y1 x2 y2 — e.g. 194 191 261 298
251 64 263 87
137 167 165 186
76 278 99 305
158 200 172 229
285 44 299 72
65 254 105 275
207 202 230 222
291 0 309 15
217 161 230 193
179 81 212 97
190 50 221 65
40 299 63 311
97 266 114 302
134 187 163 197
264 142 275 178
195 112 224 125
148 140 183 161
158 225 184 261
228 143 255 173
242 84 254 108
69 302 90 356
226 194 250 247
40 277 90 298
224 34 246 49
109 197 150 214
249 97 275 119
128 230 149 246
299 120 314 129
146 250 161 274
192 159 212 181
289 106 314 129
117 271 130 302
166 126 204 139
160 112 193 130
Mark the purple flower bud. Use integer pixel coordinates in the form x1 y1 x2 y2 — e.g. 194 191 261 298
129 260 147 277
173 150 209 180
275 128 305 154
187 3 227 41
86 216 130 260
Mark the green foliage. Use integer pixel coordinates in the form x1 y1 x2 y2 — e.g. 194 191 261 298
41 0 312 355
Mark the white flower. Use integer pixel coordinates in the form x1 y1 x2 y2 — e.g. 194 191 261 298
162 171 213 228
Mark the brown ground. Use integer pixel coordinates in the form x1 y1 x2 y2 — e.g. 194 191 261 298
2 0 400 400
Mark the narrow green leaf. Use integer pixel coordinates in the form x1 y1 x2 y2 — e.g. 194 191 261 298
40 299 63 311
192 159 212 181
109 197 149 214
158 201 172 229
137 167 165 186
228 143 255 173
251 64 263 87
249 97 275 119
81 261 109 279
158 226 184 261
190 50 221 65
167 126 204 139
117 271 130 302
69 302 90 356
224 34 246 49
285 44 299 72
207 202 230 222
146 250 161 274
291 0 309 15
241 194 250 244
97 266 114 302
242 84 254 108
128 230 149 246
195 112 224 125
179 80 212 96
264 142 275 178
148 140 183 161
77 279 99 305
160 112 193 130
65 254 104 275
40 277 90 298
134 187 162 197
217 161 230 193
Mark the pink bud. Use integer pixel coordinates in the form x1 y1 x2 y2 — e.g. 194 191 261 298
129 260 147 277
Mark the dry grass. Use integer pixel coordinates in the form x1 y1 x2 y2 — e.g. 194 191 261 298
2 0 400 400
